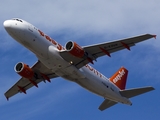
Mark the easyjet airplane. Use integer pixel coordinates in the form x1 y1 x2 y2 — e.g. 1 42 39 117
4 18 155 111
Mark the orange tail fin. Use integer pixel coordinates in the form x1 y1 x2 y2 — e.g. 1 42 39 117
109 67 128 90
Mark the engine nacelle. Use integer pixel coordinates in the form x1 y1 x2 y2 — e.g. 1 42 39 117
14 62 34 79
65 41 85 58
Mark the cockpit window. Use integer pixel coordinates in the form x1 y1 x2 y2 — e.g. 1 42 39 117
12 18 23 22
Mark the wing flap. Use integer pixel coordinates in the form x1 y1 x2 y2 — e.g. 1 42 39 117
119 86 155 98
99 99 117 111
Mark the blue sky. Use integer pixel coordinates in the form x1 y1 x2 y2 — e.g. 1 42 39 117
0 0 160 120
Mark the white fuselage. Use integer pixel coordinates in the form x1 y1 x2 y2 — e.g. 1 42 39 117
4 19 131 105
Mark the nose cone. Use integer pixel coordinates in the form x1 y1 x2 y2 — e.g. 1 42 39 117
3 20 12 31
4 20 11 28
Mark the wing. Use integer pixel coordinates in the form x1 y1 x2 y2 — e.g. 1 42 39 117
4 61 58 100
60 34 156 68
99 99 117 111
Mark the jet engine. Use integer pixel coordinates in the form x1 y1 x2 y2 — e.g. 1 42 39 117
14 62 34 79
65 41 85 58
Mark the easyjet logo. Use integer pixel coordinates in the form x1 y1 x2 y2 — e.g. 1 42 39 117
85 64 103 78
113 69 125 83
38 29 64 51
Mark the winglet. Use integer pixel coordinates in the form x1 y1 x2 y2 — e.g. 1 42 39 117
6 96 9 101
152 35 157 39
109 67 128 90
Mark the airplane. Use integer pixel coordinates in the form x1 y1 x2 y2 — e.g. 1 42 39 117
3 18 156 111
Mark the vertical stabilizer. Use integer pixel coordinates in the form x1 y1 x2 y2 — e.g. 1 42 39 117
110 67 128 90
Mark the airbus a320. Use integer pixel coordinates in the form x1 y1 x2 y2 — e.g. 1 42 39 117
4 18 156 111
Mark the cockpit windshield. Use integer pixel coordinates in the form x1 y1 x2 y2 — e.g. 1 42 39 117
12 18 23 22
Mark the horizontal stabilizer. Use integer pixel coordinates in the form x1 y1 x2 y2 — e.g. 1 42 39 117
99 99 117 111
119 86 155 98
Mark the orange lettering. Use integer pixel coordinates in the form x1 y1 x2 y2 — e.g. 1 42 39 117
38 29 64 50
86 64 102 78
95 70 99 75
100 74 102 78
45 35 51 41
51 39 57 45
38 30 44 36
86 64 93 71
57 44 63 50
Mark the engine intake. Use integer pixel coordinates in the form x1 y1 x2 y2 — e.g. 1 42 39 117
65 41 85 58
14 62 34 79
